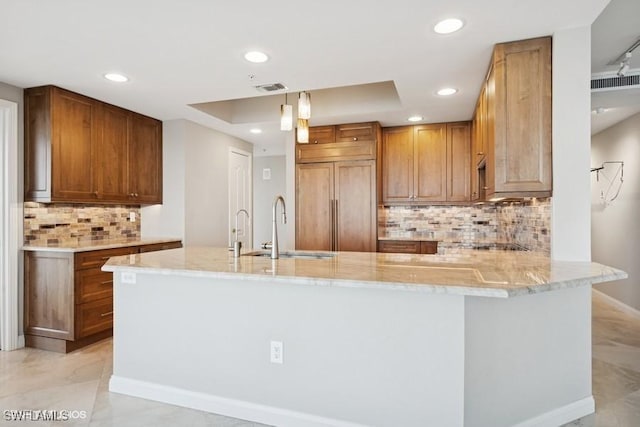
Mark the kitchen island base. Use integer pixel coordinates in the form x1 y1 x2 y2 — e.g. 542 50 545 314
107 267 597 427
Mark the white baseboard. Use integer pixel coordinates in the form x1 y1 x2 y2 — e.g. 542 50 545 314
17 334 24 348
513 396 594 427
109 375 367 427
592 289 640 320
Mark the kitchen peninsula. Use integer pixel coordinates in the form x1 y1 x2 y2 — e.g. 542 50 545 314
103 247 625 427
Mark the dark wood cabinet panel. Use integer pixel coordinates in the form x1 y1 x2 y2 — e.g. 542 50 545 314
296 122 380 163
377 240 438 254
335 161 376 252
24 85 163 204
382 126 414 203
296 163 334 251
308 126 336 144
296 160 377 252
446 122 471 202
128 113 163 204
75 297 113 339
336 122 377 142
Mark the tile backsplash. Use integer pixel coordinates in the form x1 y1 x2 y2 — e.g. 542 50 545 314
24 202 140 245
379 198 551 253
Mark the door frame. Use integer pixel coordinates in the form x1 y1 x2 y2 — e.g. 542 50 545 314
228 147 253 248
0 99 22 351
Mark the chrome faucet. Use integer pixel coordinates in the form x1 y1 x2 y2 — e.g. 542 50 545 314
233 209 250 258
271 195 287 259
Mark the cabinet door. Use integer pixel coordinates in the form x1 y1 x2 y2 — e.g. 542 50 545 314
446 122 471 202
296 163 334 251
382 126 413 203
308 126 335 144
128 113 162 204
485 66 496 197
96 104 129 201
51 88 98 201
335 160 376 252
336 122 376 142
493 37 551 195
414 124 446 202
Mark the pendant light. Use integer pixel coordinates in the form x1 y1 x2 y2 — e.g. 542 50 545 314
297 118 309 143
280 93 293 131
298 91 311 120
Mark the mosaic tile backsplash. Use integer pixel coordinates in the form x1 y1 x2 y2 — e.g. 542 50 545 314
497 198 551 253
24 202 140 245
379 198 551 253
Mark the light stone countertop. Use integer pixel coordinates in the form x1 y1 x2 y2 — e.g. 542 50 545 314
22 237 182 253
102 246 626 298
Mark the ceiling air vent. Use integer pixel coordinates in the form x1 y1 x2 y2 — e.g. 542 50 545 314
591 73 640 92
255 82 287 92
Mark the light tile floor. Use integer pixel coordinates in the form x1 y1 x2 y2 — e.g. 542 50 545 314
1 290 639 426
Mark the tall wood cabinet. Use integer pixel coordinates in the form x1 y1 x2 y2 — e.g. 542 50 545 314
296 122 379 252
471 37 552 200
25 85 163 204
382 122 470 204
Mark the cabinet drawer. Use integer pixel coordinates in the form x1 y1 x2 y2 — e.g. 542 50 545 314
75 297 113 339
138 241 182 253
378 240 421 254
75 269 113 304
421 241 438 254
308 126 336 144
74 246 138 270
336 122 377 142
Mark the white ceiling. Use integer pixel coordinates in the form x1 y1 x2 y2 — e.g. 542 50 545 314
1 0 612 154
591 0 640 135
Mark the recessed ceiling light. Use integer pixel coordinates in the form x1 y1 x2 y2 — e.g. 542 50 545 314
434 18 464 34
437 87 458 96
250 128 263 134
407 116 424 122
244 51 269 63
104 73 129 83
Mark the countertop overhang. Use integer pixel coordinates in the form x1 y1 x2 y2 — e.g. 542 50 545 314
22 237 182 253
102 247 626 298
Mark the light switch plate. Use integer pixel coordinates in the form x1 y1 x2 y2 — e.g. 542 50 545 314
263 168 271 180
129 212 136 222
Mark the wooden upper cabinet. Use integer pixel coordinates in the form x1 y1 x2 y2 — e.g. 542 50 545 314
446 122 471 202
296 122 380 163
382 126 414 203
96 104 129 202
128 113 162 204
381 122 469 204
414 124 446 202
24 85 163 204
474 36 552 200
308 126 335 144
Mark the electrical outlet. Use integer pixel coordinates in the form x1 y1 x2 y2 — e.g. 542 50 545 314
129 212 136 222
270 341 283 364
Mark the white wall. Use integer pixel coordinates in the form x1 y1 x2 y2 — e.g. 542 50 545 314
252 156 287 248
551 26 592 262
591 112 640 311
141 119 253 247
0 82 24 340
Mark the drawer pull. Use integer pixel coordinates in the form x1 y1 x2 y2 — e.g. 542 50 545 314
101 311 114 317
101 256 111 260
101 280 113 285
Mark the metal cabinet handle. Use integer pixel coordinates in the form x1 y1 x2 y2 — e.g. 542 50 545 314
477 152 484 156
334 200 339 250
101 256 111 260
101 311 114 317
353 137 358 141
100 280 113 285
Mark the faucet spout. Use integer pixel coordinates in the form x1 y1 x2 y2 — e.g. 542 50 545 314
234 209 250 258
271 195 287 259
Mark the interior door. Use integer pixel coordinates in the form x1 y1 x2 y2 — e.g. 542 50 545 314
228 149 252 249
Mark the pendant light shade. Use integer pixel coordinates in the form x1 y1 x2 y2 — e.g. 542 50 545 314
298 91 311 119
297 118 309 143
280 103 293 131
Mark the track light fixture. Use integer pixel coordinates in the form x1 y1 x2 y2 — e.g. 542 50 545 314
617 52 632 77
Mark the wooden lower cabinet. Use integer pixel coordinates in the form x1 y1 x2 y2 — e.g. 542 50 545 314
377 240 438 254
24 241 182 352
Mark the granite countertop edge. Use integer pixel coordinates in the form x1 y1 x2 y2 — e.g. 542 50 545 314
22 237 182 253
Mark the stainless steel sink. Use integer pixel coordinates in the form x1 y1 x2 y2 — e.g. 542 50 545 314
242 250 336 260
